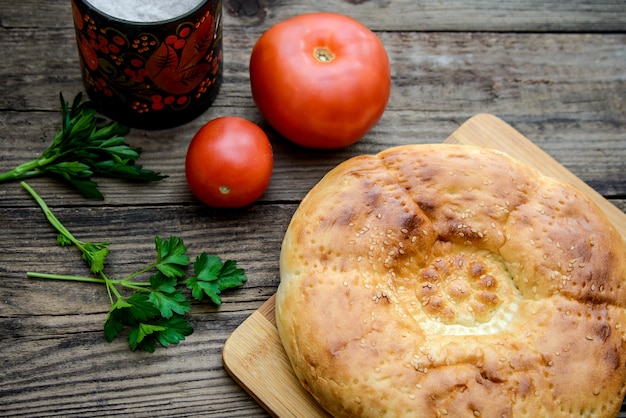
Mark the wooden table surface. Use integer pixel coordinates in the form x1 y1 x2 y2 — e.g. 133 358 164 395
1 1 625 416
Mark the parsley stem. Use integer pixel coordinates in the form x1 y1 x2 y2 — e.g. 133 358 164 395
0 158 47 182
119 282 153 291
104 277 115 305
122 265 158 282
26 272 105 284
1 92 166 198
102 273 126 304
27 271 150 299
21 181 79 244
26 271 152 287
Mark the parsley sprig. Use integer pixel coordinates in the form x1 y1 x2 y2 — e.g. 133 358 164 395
22 182 247 352
0 93 166 199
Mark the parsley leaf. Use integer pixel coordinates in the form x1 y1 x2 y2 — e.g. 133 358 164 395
104 299 135 342
129 315 194 352
148 272 191 318
129 323 166 349
81 242 110 274
155 236 190 279
186 253 248 306
127 291 162 321
153 315 194 348
103 288 193 353
0 92 166 199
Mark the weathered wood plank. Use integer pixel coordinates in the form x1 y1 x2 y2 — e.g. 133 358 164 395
0 205 289 301
2 29 626 115
230 0 626 32
1 109 624 207
3 182 624 416
1 0 625 416
1 29 624 205
1 0 625 32
0 204 291 417
1 114 624 205
0 326 268 417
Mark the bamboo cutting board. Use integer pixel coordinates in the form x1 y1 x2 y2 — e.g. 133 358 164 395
222 114 626 417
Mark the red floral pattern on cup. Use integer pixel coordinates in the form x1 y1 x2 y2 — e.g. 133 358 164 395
71 0 222 123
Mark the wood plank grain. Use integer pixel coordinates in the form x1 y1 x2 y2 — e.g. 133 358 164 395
3 29 626 118
1 32 625 205
0 203 295 417
2 0 625 32
228 0 626 32
1 0 625 416
1 109 623 209
0 329 267 417
221 114 626 417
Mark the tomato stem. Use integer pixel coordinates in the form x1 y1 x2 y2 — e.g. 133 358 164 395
219 185 231 195
314 47 335 63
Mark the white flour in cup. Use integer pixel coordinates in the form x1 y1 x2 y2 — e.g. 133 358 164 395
85 0 205 23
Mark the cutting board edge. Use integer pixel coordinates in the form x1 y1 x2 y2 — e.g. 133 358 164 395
223 300 332 418
222 309 280 417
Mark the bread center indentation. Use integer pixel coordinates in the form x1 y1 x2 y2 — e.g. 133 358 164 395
401 242 523 336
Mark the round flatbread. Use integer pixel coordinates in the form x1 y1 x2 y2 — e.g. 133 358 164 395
277 144 626 418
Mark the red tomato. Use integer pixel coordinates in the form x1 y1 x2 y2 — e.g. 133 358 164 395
249 12 391 149
185 116 273 208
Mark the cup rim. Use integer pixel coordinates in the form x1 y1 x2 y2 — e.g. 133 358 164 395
79 0 213 26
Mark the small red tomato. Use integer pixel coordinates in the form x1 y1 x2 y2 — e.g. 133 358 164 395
249 12 391 149
185 116 273 208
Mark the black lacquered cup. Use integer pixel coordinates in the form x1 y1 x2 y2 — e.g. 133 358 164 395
71 0 222 129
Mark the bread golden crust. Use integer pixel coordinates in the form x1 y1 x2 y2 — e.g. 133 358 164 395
276 144 626 417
